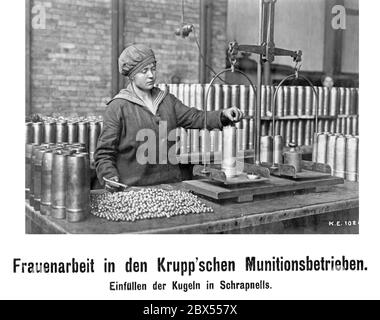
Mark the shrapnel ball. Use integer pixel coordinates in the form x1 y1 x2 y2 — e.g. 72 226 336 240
90 188 214 222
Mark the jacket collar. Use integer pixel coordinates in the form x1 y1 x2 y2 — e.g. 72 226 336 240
107 84 168 109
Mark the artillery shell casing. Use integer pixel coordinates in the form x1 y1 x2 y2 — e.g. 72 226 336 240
304 86 313 116
25 143 34 199
222 126 237 177
304 120 311 146
169 83 178 96
312 132 320 163
266 85 273 116
89 121 101 161
43 122 56 144
324 120 330 133
67 122 79 144
326 134 338 175
341 117 346 135
261 121 268 136
276 86 284 117
25 122 33 144
346 136 359 181
329 120 337 134
323 87 330 116
297 120 304 147
200 129 211 154
317 87 324 116
33 147 48 211
29 144 41 206
283 86 290 116
231 85 240 109
318 119 324 133
236 127 243 152
65 153 90 222
352 88 359 114
291 120 297 146
297 86 305 116
352 116 358 136
280 121 285 141
56 121 68 143
240 85 249 151
316 132 328 164
260 135 273 164
334 135 346 178
268 121 273 137
32 122 44 145
289 86 297 116
346 117 352 135
330 87 338 116
248 86 255 150
273 135 284 164
51 150 69 219
274 121 281 136
40 150 54 215
338 87 345 115
336 118 342 134
222 85 231 109
260 85 266 117
78 121 89 152
344 88 351 115
285 121 292 146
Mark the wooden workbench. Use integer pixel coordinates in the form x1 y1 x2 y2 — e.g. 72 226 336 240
25 181 358 234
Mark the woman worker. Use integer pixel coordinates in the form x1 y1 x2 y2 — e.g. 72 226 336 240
95 43 243 192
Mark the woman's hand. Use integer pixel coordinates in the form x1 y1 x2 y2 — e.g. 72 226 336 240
222 107 244 123
104 176 122 193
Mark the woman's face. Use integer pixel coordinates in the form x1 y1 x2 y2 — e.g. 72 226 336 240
132 63 157 91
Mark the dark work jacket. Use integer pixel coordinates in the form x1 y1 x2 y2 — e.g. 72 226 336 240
94 85 224 186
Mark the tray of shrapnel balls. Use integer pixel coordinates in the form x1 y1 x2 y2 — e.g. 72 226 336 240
90 187 214 222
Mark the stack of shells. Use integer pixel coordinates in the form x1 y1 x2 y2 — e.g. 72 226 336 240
157 84 359 154
25 121 91 222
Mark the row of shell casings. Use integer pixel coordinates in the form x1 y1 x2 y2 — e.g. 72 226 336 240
163 83 256 154
25 143 91 222
261 85 359 117
25 120 103 162
259 117 359 147
312 133 359 182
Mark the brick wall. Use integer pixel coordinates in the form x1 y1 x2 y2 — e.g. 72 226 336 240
30 0 112 116
29 0 228 116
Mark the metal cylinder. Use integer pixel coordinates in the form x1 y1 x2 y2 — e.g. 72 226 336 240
291 120 297 147
337 118 342 134
43 122 56 144
279 121 285 141
240 85 249 151
29 144 40 206
297 86 304 116
276 86 284 117
323 87 330 116
334 135 346 178
268 121 273 137
338 87 345 115
68 121 79 144
89 121 101 162
25 122 33 144
351 88 358 114
56 121 68 143
266 85 273 116
261 121 268 136
285 121 292 146
33 147 49 211
289 86 297 116
78 121 89 152
214 84 223 152
304 120 312 146
65 153 90 222
316 132 328 164
32 122 44 145
341 117 346 135
51 150 71 219
25 143 35 199
40 150 54 215
344 88 351 115
317 87 324 116
346 136 359 181
283 86 290 116
260 136 273 164
273 135 283 165
222 125 237 178
346 117 352 135
323 120 330 133
304 86 313 116
200 129 211 154
190 84 199 155
312 132 319 163
352 116 358 136
283 142 302 172
330 120 337 134
317 119 324 133
248 85 255 150
297 120 304 147
326 134 338 175
330 87 338 116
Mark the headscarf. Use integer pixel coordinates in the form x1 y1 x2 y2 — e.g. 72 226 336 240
118 43 156 78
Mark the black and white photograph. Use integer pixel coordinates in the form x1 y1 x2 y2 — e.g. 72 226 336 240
1 0 379 301
24 0 359 234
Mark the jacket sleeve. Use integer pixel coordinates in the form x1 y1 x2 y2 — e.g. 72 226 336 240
171 94 224 130
94 101 121 185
